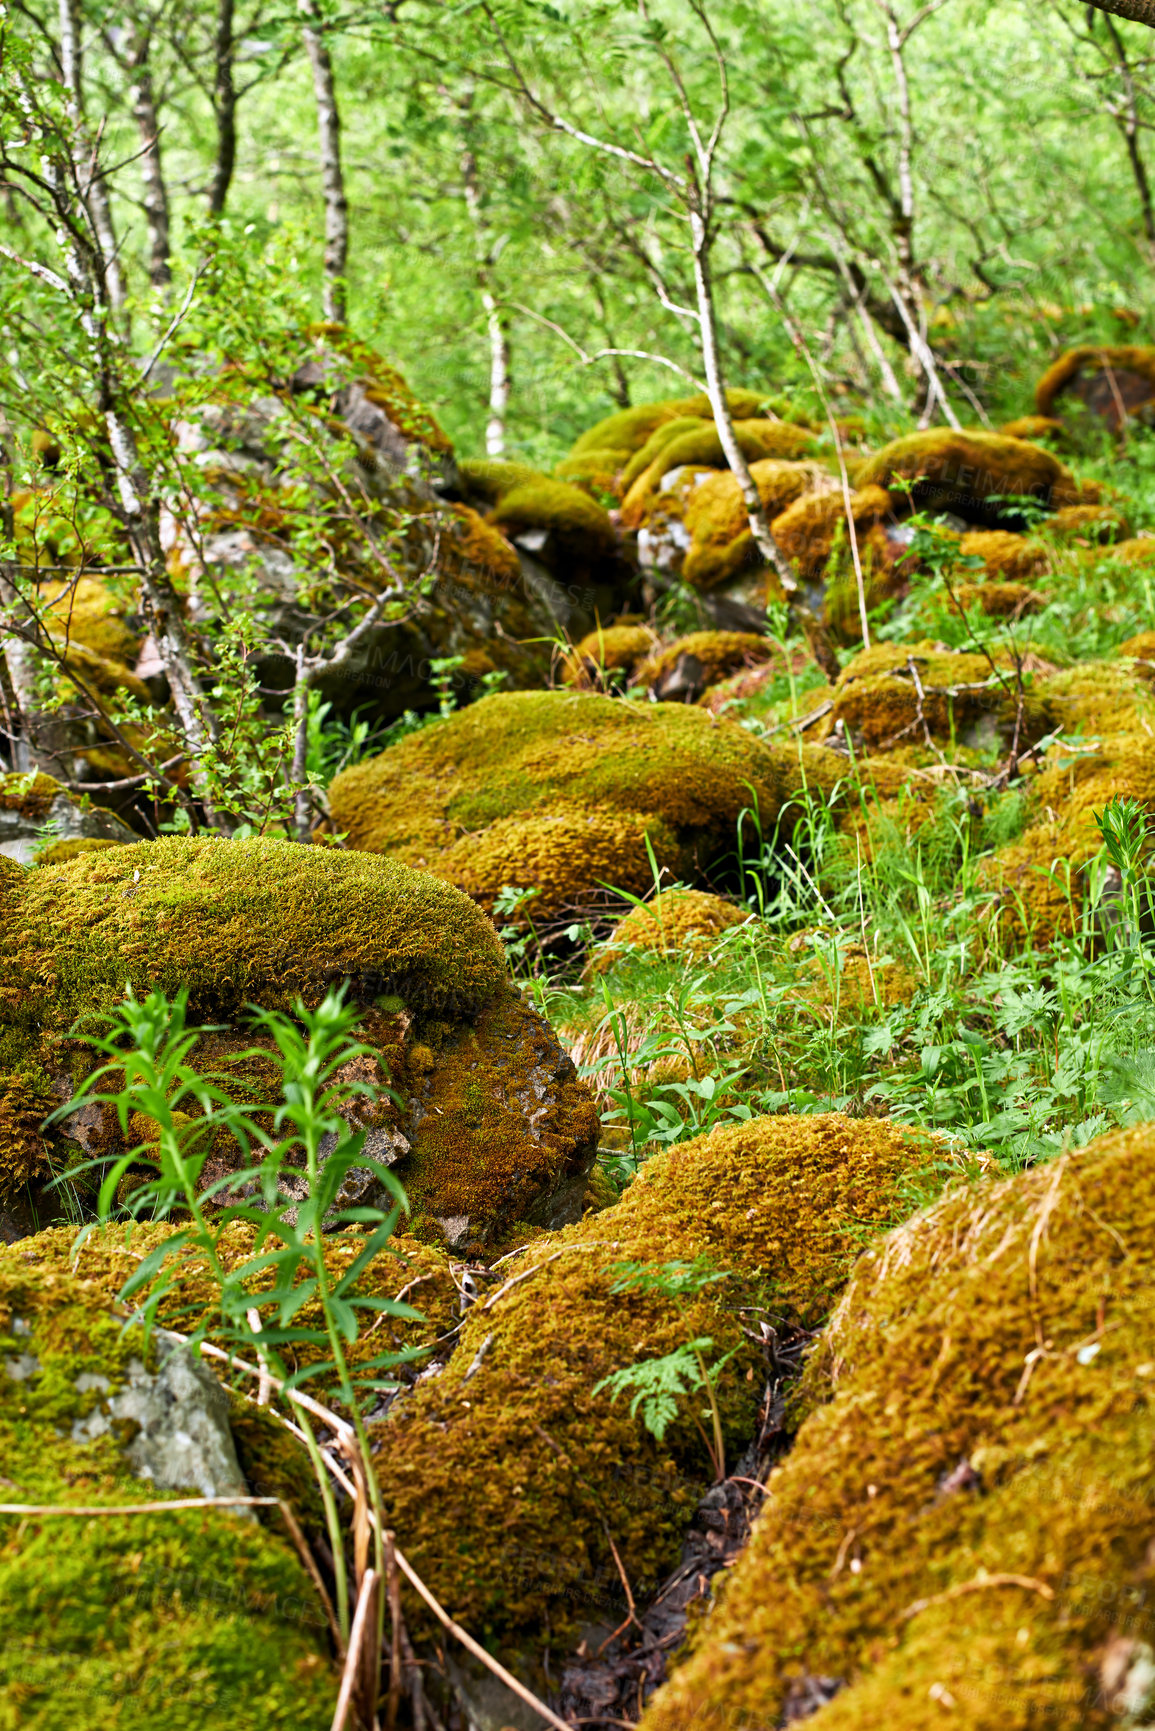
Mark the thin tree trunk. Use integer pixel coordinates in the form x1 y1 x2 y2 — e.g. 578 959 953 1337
299 0 349 323
1102 12 1155 242
208 0 237 215
461 147 511 456
689 213 839 679
129 42 172 288
58 0 127 319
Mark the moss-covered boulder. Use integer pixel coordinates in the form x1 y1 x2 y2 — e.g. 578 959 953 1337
0 770 137 866
856 429 1080 529
1036 343 1155 433
376 1112 937 1652
819 641 1036 754
643 1123 1155 1731
589 888 749 974
679 460 823 591
0 1244 338 1727
634 630 773 703
459 458 621 587
327 689 840 922
563 389 791 494
621 420 818 525
0 837 599 1252
560 620 660 688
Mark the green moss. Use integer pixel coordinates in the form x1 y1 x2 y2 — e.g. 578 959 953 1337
0 1245 338 1728
623 423 817 525
678 460 817 591
0 835 508 1035
589 888 748 974
568 390 771 459
1035 343 1155 418
643 1123 1155 1731
327 689 837 916
457 458 542 506
856 429 1076 521
634 631 773 695
378 1111 935 1651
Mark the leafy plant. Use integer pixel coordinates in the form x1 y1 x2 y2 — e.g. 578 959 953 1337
592 1258 737 1479
54 984 422 1645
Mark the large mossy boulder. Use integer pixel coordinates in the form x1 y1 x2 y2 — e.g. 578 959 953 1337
375 1112 937 1653
643 1123 1155 1731
0 1244 338 1727
1035 343 1155 434
326 689 844 923
855 428 1084 530
0 837 598 1253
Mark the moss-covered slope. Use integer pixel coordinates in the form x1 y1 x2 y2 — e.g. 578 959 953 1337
376 1112 935 1651
643 1123 1155 1731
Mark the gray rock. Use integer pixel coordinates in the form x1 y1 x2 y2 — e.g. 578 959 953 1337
71 1329 250 1509
0 782 136 865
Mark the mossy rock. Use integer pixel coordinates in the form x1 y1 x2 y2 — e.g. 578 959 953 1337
14 1219 459 1418
620 418 817 520
568 390 773 461
326 689 841 921
1050 502 1130 542
955 528 1048 580
561 622 660 687
306 323 455 458
459 459 617 579
589 888 749 974
856 429 1077 529
680 460 822 591
377 1111 937 1652
822 641 1042 754
0 1245 338 1727
772 484 894 581
998 413 1067 444
0 771 137 867
40 575 144 667
642 1124 1155 1731
0 839 599 1250
634 631 773 703
1035 343 1155 431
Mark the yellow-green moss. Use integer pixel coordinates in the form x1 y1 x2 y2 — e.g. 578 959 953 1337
679 461 820 591
589 888 748 974
956 528 1048 580
378 1111 936 1649
568 390 772 459
772 484 893 580
438 802 682 924
1035 343 1155 419
998 413 1067 443
950 579 1047 619
1050 502 1130 541
15 1219 459 1410
0 1244 338 1727
634 631 773 695
826 641 1017 752
460 460 616 572
857 429 1075 517
643 1124 1155 1731
623 426 817 528
36 837 121 867
0 834 508 1032
40 576 144 667
327 690 834 915
561 622 660 687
